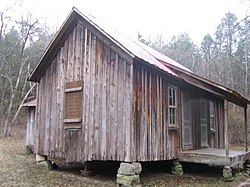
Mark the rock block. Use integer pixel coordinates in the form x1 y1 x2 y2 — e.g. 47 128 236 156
243 161 250 176
116 174 140 186
172 160 183 176
36 154 46 162
36 160 53 170
172 170 184 176
223 166 234 182
80 170 92 176
118 162 142 176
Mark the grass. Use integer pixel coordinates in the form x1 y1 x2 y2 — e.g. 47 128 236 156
0 137 114 187
0 137 249 187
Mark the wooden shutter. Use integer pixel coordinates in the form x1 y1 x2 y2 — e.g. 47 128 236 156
183 94 192 148
64 80 83 130
200 99 208 147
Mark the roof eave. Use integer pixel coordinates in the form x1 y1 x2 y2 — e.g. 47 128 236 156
29 8 79 82
175 68 250 108
29 7 135 82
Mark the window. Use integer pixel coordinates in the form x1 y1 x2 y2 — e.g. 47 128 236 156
168 86 177 127
64 80 83 130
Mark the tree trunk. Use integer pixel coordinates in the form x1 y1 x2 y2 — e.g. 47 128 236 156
3 58 26 137
11 83 36 126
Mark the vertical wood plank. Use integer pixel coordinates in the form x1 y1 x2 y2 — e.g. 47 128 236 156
84 28 90 160
132 66 138 161
117 57 123 160
245 107 248 152
125 62 133 161
109 50 117 159
44 68 51 155
57 48 63 158
34 83 40 154
89 32 96 160
148 72 152 161
156 75 160 160
113 53 119 159
94 38 102 159
163 80 167 159
140 68 145 160
105 45 111 160
100 44 107 160
72 26 77 81
224 99 229 156
159 77 163 159
50 58 56 157
78 22 85 161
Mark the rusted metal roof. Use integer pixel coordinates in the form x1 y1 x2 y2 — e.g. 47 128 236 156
136 41 192 73
29 7 178 82
22 99 37 107
29 7 250 108
75 8 178 77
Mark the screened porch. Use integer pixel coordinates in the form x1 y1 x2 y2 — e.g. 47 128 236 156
180 92 249 167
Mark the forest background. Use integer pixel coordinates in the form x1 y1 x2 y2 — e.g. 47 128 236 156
0 1 249 144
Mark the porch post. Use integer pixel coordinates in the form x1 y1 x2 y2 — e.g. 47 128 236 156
245 107 248 152
224 99 229 157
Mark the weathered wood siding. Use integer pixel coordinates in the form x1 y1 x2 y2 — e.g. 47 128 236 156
34 20 133 162
132 64 179 161
34 18 226 163
26 107 36 151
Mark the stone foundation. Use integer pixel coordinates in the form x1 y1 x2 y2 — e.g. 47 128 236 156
36 160 53 169
36 154 47 162
222 166 234 182
35 154 56 170
243 160 250 176
172 160 183 176
116 162 142 187
80 162 92 176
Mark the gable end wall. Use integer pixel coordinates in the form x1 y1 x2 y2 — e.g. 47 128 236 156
34 20 134 162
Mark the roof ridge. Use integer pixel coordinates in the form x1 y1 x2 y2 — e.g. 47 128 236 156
77 9 178 77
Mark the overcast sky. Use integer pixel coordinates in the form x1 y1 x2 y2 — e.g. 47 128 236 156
1 0 249 45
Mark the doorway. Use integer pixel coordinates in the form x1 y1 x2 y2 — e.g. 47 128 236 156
182 94 209 150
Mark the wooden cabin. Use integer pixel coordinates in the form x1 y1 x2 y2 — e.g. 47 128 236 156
29 8 250 170
22 99 36 152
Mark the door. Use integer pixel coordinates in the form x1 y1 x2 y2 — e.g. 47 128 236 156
182 94 193 149
200 99 208 147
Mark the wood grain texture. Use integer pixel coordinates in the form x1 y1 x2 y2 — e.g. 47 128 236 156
132 64 179 161
26 107 36 151
35 20 133 162
34 18 229 163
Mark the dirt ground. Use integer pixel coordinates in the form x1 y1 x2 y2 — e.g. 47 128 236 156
0 121 249 186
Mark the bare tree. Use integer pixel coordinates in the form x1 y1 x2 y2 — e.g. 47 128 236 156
0 2 51 137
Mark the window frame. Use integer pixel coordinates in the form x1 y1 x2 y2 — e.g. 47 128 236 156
168 85 178 128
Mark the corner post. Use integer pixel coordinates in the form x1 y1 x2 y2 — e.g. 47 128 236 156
224 99 229 157
245 107 248 152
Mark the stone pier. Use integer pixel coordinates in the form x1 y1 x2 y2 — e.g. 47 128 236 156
35 154 53 169
222 166 234 182
116 162 142 187
171 160 184 176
